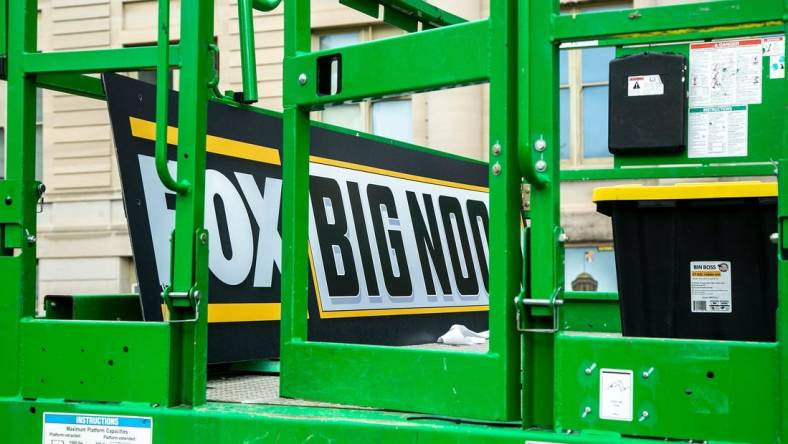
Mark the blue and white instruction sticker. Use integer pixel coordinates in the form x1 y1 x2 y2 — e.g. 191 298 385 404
43 413 152 444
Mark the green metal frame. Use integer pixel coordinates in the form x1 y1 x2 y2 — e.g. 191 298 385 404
0 0 785 442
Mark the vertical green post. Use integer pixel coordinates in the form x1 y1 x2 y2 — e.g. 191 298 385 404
486 0 524 419
167 0 214 407
778 18 788 443
519 0 561 429
237 0 259 103
280 0 311 372
0 0 38 398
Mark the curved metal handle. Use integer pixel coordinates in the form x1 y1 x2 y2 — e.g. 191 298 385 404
518 137 549 189
156 0 190 194
235 0 282 103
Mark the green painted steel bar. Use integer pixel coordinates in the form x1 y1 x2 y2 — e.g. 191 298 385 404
35 73 105 100
485 0 521 420
553 0 784 43
281 0 520 421
1 0 39 398
155 0 190 194
22 45 182 74
520 0 562 428
340 0 465 31
779 20 788 444
165 0 214 407
236 0 260 103
285 20 489 108
3 399 747 444
281 0 312 353
560 164 776 182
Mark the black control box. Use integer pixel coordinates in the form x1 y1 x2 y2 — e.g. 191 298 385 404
608 52 687 154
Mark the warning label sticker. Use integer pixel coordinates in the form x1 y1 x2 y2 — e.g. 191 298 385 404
689 38 763 107
688 106 748 158
628 75 664 97
690 261 733 314
43 413 153 444
599 369 633 422
765 36 786 79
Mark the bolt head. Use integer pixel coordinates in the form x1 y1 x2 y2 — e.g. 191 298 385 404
584 368 592 375
492 163 502 176
492 143 502 156
535 160 548 172
770 232 779 244
298 73 308 85
641 410 649 418
3 196 11 206
558 233 569 244
27 235 36 245
534 139 547 152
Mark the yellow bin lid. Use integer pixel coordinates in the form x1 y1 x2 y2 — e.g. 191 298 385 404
593 181 777 203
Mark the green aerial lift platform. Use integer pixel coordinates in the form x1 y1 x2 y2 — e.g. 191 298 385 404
0 0 787 442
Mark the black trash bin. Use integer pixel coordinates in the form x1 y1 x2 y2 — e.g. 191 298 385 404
594 182 777 342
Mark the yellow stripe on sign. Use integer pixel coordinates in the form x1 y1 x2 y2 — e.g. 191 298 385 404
129 117 281 166
128 117 489 193
318 305 489 319
162 303 282 323
208 303 282 323
311 156 489 193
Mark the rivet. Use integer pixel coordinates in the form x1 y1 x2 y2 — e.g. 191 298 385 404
535 160 548 172
639 410 650 422
200 232 208 245
298 73 308 85
492 163 502 176
3 196 11 206
492 143 502 156
770 232 779 244
584 363 597 375
642 367 654 379
582 406 592 418
558 232 569 244
534 139 547 152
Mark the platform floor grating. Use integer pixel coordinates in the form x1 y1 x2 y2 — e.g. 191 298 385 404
207 342 488 407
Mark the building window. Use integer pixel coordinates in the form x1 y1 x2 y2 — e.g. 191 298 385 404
0 88 43 181
560 46 616 167
559 2 631 167
316 29 414 143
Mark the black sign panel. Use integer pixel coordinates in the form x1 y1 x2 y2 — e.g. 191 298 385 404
104 74 490 363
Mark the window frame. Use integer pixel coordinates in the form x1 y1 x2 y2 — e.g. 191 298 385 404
313 27 414 141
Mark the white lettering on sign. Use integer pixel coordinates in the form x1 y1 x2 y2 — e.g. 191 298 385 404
43 413 152 444
627 75 664 97
137 155 490 314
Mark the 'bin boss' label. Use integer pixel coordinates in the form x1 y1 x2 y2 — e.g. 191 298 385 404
690 261 733 313
43 413 153 444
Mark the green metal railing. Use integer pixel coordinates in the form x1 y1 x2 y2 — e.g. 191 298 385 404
0 0 785 442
